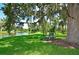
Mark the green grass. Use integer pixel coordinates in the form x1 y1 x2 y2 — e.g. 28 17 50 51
55 31 67 39
0 34 79 55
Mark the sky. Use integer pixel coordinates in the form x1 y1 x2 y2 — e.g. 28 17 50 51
0 3 6 19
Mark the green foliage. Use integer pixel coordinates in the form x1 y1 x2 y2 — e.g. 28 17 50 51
2 3 68 36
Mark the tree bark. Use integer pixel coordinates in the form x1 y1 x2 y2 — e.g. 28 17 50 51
67 4 79 44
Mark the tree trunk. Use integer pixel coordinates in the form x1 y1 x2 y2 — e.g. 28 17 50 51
67 4 79 44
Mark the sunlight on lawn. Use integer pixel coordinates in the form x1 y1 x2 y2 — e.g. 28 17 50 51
0 34 79 55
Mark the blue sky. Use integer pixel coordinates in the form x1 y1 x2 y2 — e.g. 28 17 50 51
0 3 6 19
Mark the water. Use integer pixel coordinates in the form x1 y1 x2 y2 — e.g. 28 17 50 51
0 32 28 39
0 35 10 39
15 32 28 36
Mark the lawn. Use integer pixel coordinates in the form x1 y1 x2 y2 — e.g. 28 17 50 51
0 34 79 55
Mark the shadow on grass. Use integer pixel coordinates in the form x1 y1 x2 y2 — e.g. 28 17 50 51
0 34 79 55
0 34 44 55
0 38 49 55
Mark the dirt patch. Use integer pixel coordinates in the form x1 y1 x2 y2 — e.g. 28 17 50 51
43 39 79 49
